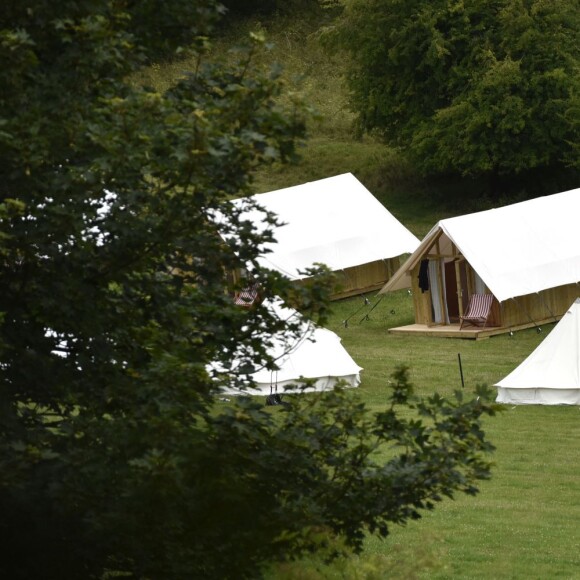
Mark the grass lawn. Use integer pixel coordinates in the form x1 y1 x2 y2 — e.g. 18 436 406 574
324 294 580 579
144 8 580 578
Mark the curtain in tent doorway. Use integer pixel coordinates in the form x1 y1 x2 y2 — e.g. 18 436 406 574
428 259 449 324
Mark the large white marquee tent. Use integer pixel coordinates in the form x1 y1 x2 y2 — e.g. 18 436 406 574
382 187 580 302
379 187 580 336
223 173 420 296
496 298 580 405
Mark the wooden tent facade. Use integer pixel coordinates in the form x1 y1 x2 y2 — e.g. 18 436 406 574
387 230 579 339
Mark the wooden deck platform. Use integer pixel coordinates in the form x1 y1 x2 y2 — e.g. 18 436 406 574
388 317 560 340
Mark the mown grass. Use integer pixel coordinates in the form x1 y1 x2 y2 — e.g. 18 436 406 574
276 292 580 580
284 293 580 579
143 7 580 578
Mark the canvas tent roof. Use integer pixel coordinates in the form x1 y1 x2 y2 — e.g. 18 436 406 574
225 173 420 280
495 298 580 404
380 188 580 302
213 298 362 396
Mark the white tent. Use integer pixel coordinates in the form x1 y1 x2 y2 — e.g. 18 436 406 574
381 187 580 302
215 298 362 396
496 298 580 405
227 173 419 281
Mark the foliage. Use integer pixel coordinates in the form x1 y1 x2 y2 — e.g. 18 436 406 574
177 370 497 578
329 0 580 184
221 0 336 18
0 1 495 579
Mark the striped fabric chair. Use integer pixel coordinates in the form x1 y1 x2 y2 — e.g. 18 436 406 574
460 293 494 330
233 284 260 308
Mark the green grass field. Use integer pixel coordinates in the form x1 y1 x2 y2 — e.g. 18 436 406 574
145 9 580 578
323 294 580 579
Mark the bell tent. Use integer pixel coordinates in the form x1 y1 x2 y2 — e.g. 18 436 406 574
213 298 362 396
496 298 580 405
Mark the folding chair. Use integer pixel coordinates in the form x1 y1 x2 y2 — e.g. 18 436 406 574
459 293 494 330
233 283 260 308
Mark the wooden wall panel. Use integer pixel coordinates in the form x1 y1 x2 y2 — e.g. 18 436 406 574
331 257 399 299
410 262 432 324
292 258 401 300
500 283 580 327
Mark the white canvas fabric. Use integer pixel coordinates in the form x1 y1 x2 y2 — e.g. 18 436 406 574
495 298 580 405
214 298 362 396
381 188 580 302
224 173 419 280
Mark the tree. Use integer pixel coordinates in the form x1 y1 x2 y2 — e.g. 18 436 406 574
0 2 496 578
330 0 579 184
220 0 335 18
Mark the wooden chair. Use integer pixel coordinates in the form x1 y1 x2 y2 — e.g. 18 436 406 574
233 284 260 309
459 293 494 330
